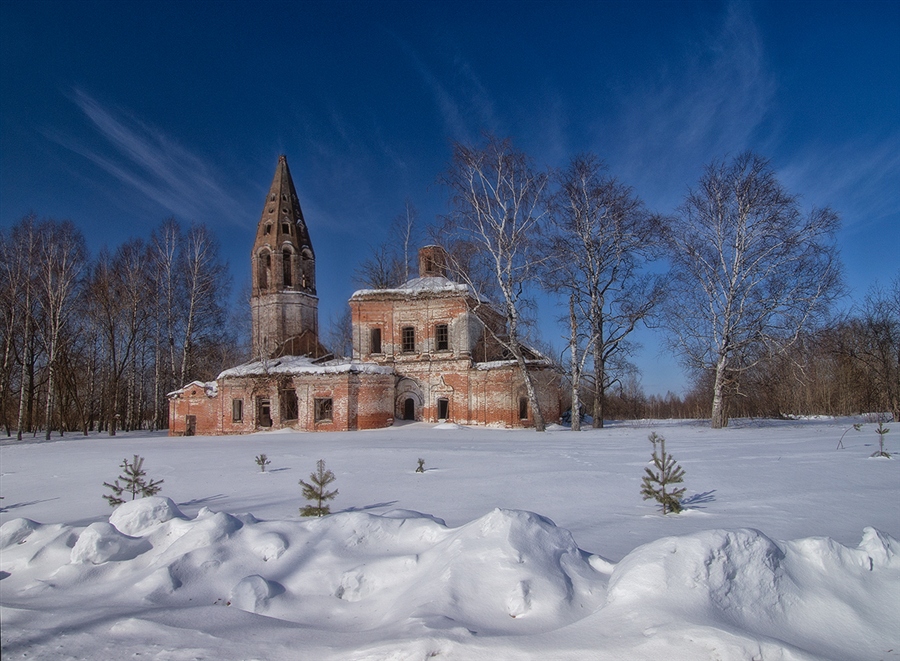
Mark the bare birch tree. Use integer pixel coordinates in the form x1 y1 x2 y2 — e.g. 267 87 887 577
178 223 228 387
663 152 842 428
88 241 151 435
36 220 87 439
545 155 663 429
9 216 41 440
440 135 550 431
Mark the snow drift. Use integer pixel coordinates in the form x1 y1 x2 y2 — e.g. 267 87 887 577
2 497 898 660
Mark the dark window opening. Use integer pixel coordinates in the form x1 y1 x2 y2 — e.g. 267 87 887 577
370 328 382 354
281 389 298 421
282 249 292 286
437 398 449 420
258 253 270 289
402 326 415 353
301 251 315 292
403 398 415 421
282 222 290 234
435 324 449 351
519 397 529 420
264 223 272 235
232 399 243 422
258 398 272 428
315 398 333 422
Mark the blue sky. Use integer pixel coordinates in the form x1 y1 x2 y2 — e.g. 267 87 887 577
1 0 898 395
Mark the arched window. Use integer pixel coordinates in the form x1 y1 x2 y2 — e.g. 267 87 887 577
282 249 293 287
300 248 314 291
258 251 271 290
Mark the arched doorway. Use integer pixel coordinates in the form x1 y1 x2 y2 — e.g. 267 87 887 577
395 377 423 422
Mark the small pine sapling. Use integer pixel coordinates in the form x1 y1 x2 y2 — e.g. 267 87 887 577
640 432 686 514
416 458 426 473
299 459 338 517
871 420 891 458
103 455 164 507
837 423 862 449
255 453 271 472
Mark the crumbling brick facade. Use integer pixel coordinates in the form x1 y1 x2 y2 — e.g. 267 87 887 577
168 157 561 436
349 245 561 427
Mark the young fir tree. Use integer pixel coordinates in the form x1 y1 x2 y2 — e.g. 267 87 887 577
299 459 338 517
103 455 164 507
640 432 686 514
255 454 271 472
871 420 891 458
416 458 426 473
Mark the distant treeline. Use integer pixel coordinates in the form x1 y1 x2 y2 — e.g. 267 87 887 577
1 215 244 439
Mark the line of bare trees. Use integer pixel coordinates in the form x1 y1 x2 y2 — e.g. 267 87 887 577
1 214 239 439
358 135 896 428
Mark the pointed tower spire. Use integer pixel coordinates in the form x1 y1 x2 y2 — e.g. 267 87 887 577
250 155 326 359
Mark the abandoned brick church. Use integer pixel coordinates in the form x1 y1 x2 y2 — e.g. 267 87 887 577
168 156 561 435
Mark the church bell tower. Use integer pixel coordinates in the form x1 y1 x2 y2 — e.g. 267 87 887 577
250 155 324 358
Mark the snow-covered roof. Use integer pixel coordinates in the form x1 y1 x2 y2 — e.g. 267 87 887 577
166 380 218 398
475 358 553 371
351 276 486 301
217 356 394 380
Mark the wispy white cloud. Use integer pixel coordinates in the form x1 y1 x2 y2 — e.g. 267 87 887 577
52 89 246 226
778 132 900 233
605 1 777 211
392 34 504 145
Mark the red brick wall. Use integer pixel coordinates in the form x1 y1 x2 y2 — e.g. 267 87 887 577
169 370 397 436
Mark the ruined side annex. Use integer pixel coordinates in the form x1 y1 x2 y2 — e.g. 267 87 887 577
168 156 561 435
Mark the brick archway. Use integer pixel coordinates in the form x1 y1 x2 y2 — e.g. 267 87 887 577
395 378 423 421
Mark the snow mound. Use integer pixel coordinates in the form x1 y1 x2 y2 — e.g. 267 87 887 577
70 522 151 564
108 496 185 536
1 505 897 661
433 421 463 430
229 574 284 613
606 527 900 661
0 517 40 548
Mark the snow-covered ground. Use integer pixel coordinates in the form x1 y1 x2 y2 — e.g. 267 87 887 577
1 417 898 660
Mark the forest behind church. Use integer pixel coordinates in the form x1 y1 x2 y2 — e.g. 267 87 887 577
1 141 898 438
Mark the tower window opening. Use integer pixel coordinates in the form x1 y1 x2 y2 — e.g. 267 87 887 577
264 223 272 235
282 222 290 234
283 249 292 286
258 252 271 290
